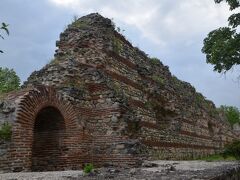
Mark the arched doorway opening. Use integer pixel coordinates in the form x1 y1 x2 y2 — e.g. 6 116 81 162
31 106 66 171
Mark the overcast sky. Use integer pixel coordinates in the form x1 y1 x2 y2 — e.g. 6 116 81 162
0 0 239 108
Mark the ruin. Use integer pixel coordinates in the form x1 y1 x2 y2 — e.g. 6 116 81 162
0 13 239 172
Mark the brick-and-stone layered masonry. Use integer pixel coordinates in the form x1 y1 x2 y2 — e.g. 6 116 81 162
0 13 239 172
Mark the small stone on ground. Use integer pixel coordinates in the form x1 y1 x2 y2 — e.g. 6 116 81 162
0 161 240 180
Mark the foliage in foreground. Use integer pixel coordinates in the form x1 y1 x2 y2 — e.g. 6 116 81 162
0 22 9 53
202 0 240 74
0 67 20 93
83 163 94 174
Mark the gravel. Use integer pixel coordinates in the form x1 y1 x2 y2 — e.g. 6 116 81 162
0 160 240 180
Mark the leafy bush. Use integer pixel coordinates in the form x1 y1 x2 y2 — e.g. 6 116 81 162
149 57 160 65
0 122 12 141
223 140 240 160
83 163 94 174
219 105 240 126
0 67 20 93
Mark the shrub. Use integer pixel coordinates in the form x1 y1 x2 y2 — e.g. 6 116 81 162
83 163 94 174
70 15 89 29
150 57 160 65
0 67 20 93
0 122 12 141
223 140 240 160
219 105 240 126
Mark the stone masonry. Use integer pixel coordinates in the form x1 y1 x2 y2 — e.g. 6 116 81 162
0 13 239 172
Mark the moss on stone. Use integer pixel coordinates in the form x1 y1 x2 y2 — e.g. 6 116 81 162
0 122 12 141
112 36 122 54
144 101 155 110
152 75 165 86
71 20 89 29
112 82 123 97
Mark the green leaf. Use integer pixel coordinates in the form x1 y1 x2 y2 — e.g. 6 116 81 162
215 0 240 10
1 26 9 35
228 13 240 28
202 27 240 73
0 68 20 93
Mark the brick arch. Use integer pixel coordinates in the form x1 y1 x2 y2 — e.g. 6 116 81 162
16 86 78 129
11 86 78 172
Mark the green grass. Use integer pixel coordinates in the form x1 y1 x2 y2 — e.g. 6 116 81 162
199 154 236 162
83 163 94 174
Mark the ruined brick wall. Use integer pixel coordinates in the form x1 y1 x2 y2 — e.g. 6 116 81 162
23 14 145 168
0 13 239 172
23 13 238 161
0 87 93 172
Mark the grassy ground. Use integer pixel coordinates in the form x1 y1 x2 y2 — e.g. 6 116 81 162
199 154 236 162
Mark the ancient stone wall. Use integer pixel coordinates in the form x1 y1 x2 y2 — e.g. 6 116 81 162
0 87 93 172
0 13 239 172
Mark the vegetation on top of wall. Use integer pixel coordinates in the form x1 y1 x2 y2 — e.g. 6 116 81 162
149 57 161 65
70 15 89 29
171 75 182 88
218 105 240 126
0 122 12 141
195 93 205 107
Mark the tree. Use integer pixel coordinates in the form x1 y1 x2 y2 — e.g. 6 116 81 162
0 67 20 93
219 105 240 126
202 0 240 73
0 22 9 53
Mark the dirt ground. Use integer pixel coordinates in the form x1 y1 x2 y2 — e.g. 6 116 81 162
0 160 239 180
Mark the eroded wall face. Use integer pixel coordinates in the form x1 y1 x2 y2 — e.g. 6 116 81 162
24 13 238 162
1 13 238 172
